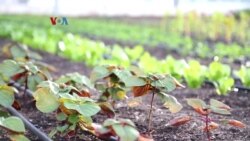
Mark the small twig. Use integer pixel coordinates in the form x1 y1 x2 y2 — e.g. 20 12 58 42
147 90 155 132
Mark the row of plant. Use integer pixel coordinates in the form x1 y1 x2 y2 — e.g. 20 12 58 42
0 44 246 141
0 14 249 60
0 22 250 95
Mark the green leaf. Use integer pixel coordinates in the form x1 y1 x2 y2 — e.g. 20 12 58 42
112 124 139 141
103 119 119 127
34 88 60 113
151 75 176 92
27 75 43 91
90 66 111 81
210 106 231 115
0 117 25 133
112 69 132 83
216 77 234 95
56 112 67 121
210 99 231 115
56 73 94 89
64 101 100 117
0 60 22 77
123 76 146 87
0 85 15 107
38 81 59 94
186 98 207 109
158 92 182 113
10 45 27 59
9 134 30 141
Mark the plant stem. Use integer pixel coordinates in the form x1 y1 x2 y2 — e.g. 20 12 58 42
205 114 211 141
23 75 28 103
147 90 155 132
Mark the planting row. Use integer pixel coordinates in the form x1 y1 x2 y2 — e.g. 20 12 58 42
0 14 250 60
0 23 250 95
0 45 246 141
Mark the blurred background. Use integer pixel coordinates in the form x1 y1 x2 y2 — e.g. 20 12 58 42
1 0 250 16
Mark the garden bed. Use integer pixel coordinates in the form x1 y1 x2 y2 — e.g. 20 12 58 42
0 38 249 141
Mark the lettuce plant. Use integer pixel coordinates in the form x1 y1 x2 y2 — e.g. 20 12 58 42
235 66 250 87
183 60 207 89
206 61 234 95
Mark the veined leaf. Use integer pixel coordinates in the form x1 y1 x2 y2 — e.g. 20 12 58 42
158 92 182 113
63 101 100 117
151 75 176 92
0 117 25 133
0 85 15 107
186 98 207 110
9 134 30 141
34 88 60 113
112 124 139 141
90 66 111 81
123 76 146 87
0 60 22 77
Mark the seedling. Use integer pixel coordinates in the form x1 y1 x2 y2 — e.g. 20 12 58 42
90 66 133 105
186 98 245 141
33 81 101 138
0 59 49 95
93 118 153 141
129 73 185 133
0 85 29 141
235 66 250 87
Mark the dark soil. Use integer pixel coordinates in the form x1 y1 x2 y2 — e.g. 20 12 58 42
0 38 249 141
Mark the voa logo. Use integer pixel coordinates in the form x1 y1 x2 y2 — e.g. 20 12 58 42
50 17 68 25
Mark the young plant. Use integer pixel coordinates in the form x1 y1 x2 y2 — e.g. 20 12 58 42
0 59 49 94
0 85 29 140
186 98 245 141
235 66 250 87
206 61 234 95
33 81 101 138
90 66 132 105
128 73 185 132
93 118 153 141
183 60 207 89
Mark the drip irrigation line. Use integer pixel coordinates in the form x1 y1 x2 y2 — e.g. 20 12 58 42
204 80 250 92
6 106 53 141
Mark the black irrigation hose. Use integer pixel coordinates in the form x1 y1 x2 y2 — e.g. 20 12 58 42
204 80 250 92
6 106 52 141
9 81 118 141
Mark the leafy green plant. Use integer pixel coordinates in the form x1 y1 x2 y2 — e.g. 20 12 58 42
235 66 250 87
185 98 245 141
206 61 234 95
183 60 207 89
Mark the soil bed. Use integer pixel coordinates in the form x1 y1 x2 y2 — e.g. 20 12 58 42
0 38 249 141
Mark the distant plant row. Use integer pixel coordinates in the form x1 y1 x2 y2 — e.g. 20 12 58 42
0 24 249 95
0 13 249 60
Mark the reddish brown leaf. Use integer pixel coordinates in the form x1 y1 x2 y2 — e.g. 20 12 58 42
228 120 246 128
138 134 154 141
194 108 210 116
12 100 21 110
132 84 151 97
79 90 91 97
168 115 191 127
204 122 219 131
11 71 27 81
99 102 115 118
59 105 76 115
66 130 75 138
